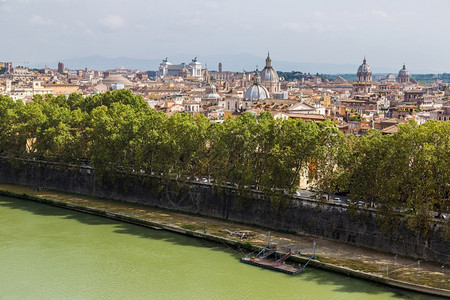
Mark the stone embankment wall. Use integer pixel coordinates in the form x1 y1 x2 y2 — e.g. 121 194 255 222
0 158 448 264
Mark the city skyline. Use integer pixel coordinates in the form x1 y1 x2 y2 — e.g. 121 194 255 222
1 0 449 73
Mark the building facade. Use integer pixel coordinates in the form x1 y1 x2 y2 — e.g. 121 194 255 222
157 58 202 78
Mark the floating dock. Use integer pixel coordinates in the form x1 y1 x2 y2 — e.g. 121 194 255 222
240 232 309 275
241 256 304 275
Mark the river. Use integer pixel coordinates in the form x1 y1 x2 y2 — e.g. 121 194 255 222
0 196 441 299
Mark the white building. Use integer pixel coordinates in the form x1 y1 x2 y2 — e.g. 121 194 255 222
6 81 53 102
158 57 202 78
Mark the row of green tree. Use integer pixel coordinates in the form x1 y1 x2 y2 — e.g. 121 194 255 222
0 90 448 236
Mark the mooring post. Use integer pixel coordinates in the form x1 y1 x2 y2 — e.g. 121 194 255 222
442 265 445 289
312 241 317 259
394 255 397 279
417 260 421 284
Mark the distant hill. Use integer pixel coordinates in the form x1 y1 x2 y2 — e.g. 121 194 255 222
31 54 444 74
32 55 161 72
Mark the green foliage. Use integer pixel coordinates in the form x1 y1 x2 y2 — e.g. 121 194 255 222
410 73 450 83
180 224 197 231
311 121 351 201
348 113 361 121
0 91 448 240
347 121 450 237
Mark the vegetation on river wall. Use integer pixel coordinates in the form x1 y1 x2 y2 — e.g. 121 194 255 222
0 91 448 238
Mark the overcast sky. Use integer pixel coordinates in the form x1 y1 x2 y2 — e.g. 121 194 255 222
1 0 449 72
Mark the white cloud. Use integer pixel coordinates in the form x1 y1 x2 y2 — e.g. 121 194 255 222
371 9 389 18
204 1 219 9
177 17 206 26
281 22 326 33
313 11 326 18
99 15 126 30
0 0 11 13
29 14 54 25
282 22 308 32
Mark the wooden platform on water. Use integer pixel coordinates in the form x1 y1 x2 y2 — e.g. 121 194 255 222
241 257 304 275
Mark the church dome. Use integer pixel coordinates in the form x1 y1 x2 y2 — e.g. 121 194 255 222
385 73 396 82
260 68 279 82
203 84 221 99
245 72 270 101
260 53 279 83
398 64 410 83
259 52 280 93
102 74 132 86
398 64 409 77
357 57 372 82
357 58 372 74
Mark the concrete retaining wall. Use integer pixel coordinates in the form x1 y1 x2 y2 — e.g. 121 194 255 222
0 158 448 264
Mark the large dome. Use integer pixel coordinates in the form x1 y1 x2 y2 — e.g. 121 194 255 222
259 53 280 93
245 72 270 101
102 74 132 86
398 64 410 83
357 58 372 74
260 68 279 82
260 54 279 82
357 57 372 82
398 64 409 77
245 85 270 101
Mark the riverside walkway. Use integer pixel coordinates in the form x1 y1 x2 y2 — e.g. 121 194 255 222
0 183 448 297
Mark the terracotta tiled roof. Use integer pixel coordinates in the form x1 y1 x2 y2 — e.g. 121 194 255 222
381 124 398 134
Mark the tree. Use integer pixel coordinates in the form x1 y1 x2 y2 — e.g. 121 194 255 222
312 121 350 201
261 117 319 205
0 95 21 155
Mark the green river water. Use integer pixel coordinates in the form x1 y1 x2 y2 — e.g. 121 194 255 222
0 196 442 299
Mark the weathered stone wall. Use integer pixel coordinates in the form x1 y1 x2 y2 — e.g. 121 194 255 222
1 158 448 264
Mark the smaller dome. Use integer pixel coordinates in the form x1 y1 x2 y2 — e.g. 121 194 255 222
398 64 409 77
203 84 221 100
244 85 270 101
385 73 396 82
245 72 270 101
358 58 372 74
356 57 373 82
203 93 221 100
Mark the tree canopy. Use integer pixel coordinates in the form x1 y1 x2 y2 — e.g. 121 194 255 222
0 91 448 237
